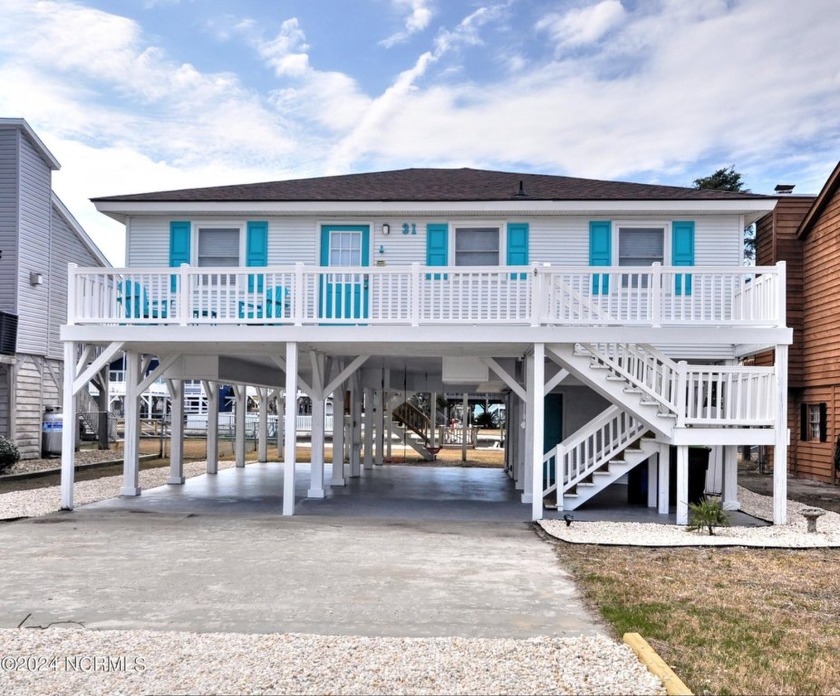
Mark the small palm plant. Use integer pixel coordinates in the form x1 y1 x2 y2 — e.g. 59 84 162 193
687 496 730 536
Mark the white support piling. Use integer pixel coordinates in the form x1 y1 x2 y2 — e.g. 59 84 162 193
522 355 534 502
121 351 141 496
234 385 246 468
722 444 740 510
258 387 268 463
657 443 670 515
461 392 469 462
774 344 789 525
676 444 689 525
309 395 326 498
60 341 77 510
530 343 545 519
331 386 346 486
277 390 285 459
350 383 362 477
167 379 185 484
374 386 384 466
430 392 437 451
204 380 219 474
283 342 298 515
363 387 374 470
647 455 657 508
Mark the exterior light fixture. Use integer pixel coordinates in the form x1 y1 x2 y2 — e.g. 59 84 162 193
30 271 44 286
382 223 390 235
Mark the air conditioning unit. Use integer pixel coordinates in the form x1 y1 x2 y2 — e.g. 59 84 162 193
0 312 18 356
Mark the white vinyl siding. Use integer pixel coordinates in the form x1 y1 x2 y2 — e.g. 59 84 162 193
0 129 18 315
15 134 52 356
125 214 745 270
47 203 100 360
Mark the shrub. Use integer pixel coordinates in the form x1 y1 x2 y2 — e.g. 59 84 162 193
0 436 20 474
687 496 730 536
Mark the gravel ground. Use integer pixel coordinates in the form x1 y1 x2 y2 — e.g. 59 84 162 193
0 460 235 519
540 486 840 547
2 449 125 476
0 629 664 696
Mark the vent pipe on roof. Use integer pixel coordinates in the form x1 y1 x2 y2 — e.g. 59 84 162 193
514 180 528 197
774 184 795 195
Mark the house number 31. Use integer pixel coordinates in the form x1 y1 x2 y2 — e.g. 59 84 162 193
402 223 417 235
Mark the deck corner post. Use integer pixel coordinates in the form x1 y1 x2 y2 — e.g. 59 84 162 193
410 262 421 326
178 263 190 326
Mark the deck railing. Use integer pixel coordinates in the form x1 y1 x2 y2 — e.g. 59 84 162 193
67 261 786 328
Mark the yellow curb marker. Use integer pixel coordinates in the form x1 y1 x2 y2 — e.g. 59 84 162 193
623 632 693 696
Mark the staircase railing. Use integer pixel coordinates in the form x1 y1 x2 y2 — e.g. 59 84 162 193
576 343 776 427
392 401 431 445
543 405 648 498
576 342 680 416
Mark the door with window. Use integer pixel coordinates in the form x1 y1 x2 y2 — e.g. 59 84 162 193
319 225 370 320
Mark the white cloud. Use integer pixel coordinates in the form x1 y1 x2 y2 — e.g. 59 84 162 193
381 0 434 48
255 18 311 77
327 3 510 172
536 0 627 47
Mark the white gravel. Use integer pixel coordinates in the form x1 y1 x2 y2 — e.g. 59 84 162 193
540 486 840 547
0 629 665 696
0 460 235 519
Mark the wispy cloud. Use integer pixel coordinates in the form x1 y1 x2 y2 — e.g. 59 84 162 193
536 0 627 48
381 0 435 48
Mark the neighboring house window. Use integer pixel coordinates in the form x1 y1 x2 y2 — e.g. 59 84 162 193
810 405 821 441
455 227 499 266
801 402 828 442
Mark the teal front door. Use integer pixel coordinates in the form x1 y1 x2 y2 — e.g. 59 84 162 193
319 225 370 320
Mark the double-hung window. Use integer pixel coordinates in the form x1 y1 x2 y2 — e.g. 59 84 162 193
197 227 240 285
454 227 500 266
618 227 664 287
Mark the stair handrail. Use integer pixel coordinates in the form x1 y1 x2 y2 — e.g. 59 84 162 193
578 342 680 415
543 404 648 496
392 401 431 444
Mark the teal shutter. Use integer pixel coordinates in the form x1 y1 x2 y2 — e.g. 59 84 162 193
589 221 611 294
672 221 695 296
246 221 268 292
169 221 191 291
426 223 448 279
506 223 529 279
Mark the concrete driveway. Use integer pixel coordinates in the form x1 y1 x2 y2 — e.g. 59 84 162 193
0 506 603 638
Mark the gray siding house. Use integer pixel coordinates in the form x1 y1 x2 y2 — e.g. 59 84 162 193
0 118 108 459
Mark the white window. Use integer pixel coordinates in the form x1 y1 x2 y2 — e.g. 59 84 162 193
197 228 240 267
328 230 362 267
454 227 499 266
618 227 664 287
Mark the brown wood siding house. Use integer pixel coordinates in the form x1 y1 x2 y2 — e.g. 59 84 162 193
755 162 840 484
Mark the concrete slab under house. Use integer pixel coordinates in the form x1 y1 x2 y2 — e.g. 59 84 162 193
58 167 791 525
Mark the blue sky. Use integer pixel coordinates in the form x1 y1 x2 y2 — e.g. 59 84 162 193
2 0 839 264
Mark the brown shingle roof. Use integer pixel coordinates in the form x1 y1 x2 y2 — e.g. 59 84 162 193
92 167 771 203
